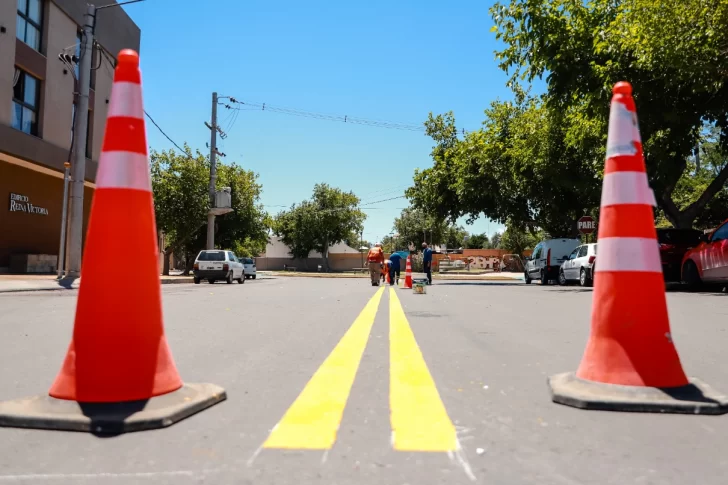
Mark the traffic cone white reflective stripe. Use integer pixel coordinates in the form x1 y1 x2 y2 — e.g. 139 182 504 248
606 99 641 158
601 171 657 207
96 152 151 191
94 64 150 192
593 237 662 273
107 82 144 119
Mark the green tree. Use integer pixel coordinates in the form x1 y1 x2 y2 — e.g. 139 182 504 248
150 146 209 274
489 231 503 250
499 224 541 256
274 184 366 271
407 92 602 237
151 146 269 273
214 163 269 257
464 233 489 249
390 207 464 249
491 0 728 228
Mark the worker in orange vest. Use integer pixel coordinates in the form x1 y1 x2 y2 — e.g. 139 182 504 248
366 243 385 286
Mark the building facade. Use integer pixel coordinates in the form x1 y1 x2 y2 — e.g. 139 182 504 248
0 0 140 271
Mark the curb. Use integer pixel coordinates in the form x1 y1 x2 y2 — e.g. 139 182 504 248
0 277 195 294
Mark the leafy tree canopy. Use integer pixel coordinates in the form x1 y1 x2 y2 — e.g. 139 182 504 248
274 184 366 270
491 0 728 228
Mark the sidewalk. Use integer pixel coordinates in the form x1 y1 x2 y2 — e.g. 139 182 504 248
0 274 194 293
0 271 279 293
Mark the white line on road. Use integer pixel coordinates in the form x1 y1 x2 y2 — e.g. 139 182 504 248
0 469 226 482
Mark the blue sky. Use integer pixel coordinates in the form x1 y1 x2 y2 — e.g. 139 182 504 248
122 0 513 245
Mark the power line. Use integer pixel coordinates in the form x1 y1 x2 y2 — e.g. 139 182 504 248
221 98 426 132
144 110 187 154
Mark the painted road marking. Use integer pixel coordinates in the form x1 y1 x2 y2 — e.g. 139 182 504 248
263 287 385 450
389 288 457 452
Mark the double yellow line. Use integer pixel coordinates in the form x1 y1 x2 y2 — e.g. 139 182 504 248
262 287 457 452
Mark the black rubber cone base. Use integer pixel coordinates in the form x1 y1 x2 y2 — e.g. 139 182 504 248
0 383 226 434
549 372 728 415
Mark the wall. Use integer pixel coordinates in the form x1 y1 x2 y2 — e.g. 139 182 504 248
0 0 16 125
0 160 93 269
255 252 405 272
42 2 77 149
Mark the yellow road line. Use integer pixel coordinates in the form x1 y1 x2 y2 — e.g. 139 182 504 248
389 288 457 452
263 287 385 450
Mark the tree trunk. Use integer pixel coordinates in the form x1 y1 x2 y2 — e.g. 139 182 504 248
183 252 194 276
162 247 171 276
322 238 330 272
660 161 728 228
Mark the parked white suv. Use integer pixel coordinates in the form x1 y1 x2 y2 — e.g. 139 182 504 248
524 238 581 285
559 243 597 287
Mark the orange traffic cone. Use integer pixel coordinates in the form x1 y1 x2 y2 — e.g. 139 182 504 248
0 50 226 433
548 81 728 414
403 255 413 289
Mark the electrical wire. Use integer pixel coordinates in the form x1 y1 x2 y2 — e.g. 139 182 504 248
222 99 426 132
144 110 187 154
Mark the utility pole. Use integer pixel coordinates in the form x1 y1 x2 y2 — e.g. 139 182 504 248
206 92 218 250
57 162 71 279
66 4 95 278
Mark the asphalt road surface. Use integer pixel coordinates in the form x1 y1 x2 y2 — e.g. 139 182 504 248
1 278 727 484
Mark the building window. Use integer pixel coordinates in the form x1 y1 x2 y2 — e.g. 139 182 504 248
17 0 43 52
12 68 40 136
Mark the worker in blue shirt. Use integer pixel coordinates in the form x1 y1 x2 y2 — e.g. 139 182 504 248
422 242 433 284
388 251 402 285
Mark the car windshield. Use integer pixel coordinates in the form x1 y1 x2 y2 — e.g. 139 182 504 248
197 251 226 261
657 229 702 245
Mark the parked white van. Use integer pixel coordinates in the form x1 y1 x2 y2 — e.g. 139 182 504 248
524 238 581 285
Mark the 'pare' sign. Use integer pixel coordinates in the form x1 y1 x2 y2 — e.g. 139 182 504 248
578 216 596 234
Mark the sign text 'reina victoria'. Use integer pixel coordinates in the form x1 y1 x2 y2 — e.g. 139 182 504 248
8 193 49 216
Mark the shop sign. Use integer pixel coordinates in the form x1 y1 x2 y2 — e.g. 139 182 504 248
8 193 49 216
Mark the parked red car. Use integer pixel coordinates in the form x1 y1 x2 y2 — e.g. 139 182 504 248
681 220 728 287
656 228 704 282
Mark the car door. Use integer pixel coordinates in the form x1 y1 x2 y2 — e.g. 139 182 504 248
565 247 580 279
704 223 728 280
227 252 241 278
574 244 589 277
529 244 542 277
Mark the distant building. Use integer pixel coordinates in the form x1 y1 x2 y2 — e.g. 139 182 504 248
0 0 141 271
262 236 360 258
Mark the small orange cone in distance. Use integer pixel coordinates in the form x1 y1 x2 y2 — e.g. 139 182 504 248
548 81 728 414
49 49 182 402
403 255 413 289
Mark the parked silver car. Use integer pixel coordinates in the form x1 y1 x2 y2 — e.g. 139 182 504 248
558 243 597 287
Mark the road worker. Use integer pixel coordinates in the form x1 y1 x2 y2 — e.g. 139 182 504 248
366 243 385 286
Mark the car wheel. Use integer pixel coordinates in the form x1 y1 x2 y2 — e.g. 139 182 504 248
539 269 548 286
524 271 532 284
226 272 233 284
193 277 200 284
237 274 244 284
558 269 567 286
580 268 593 287
682 260 702 289
252 275 256 279
208 279 215 284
